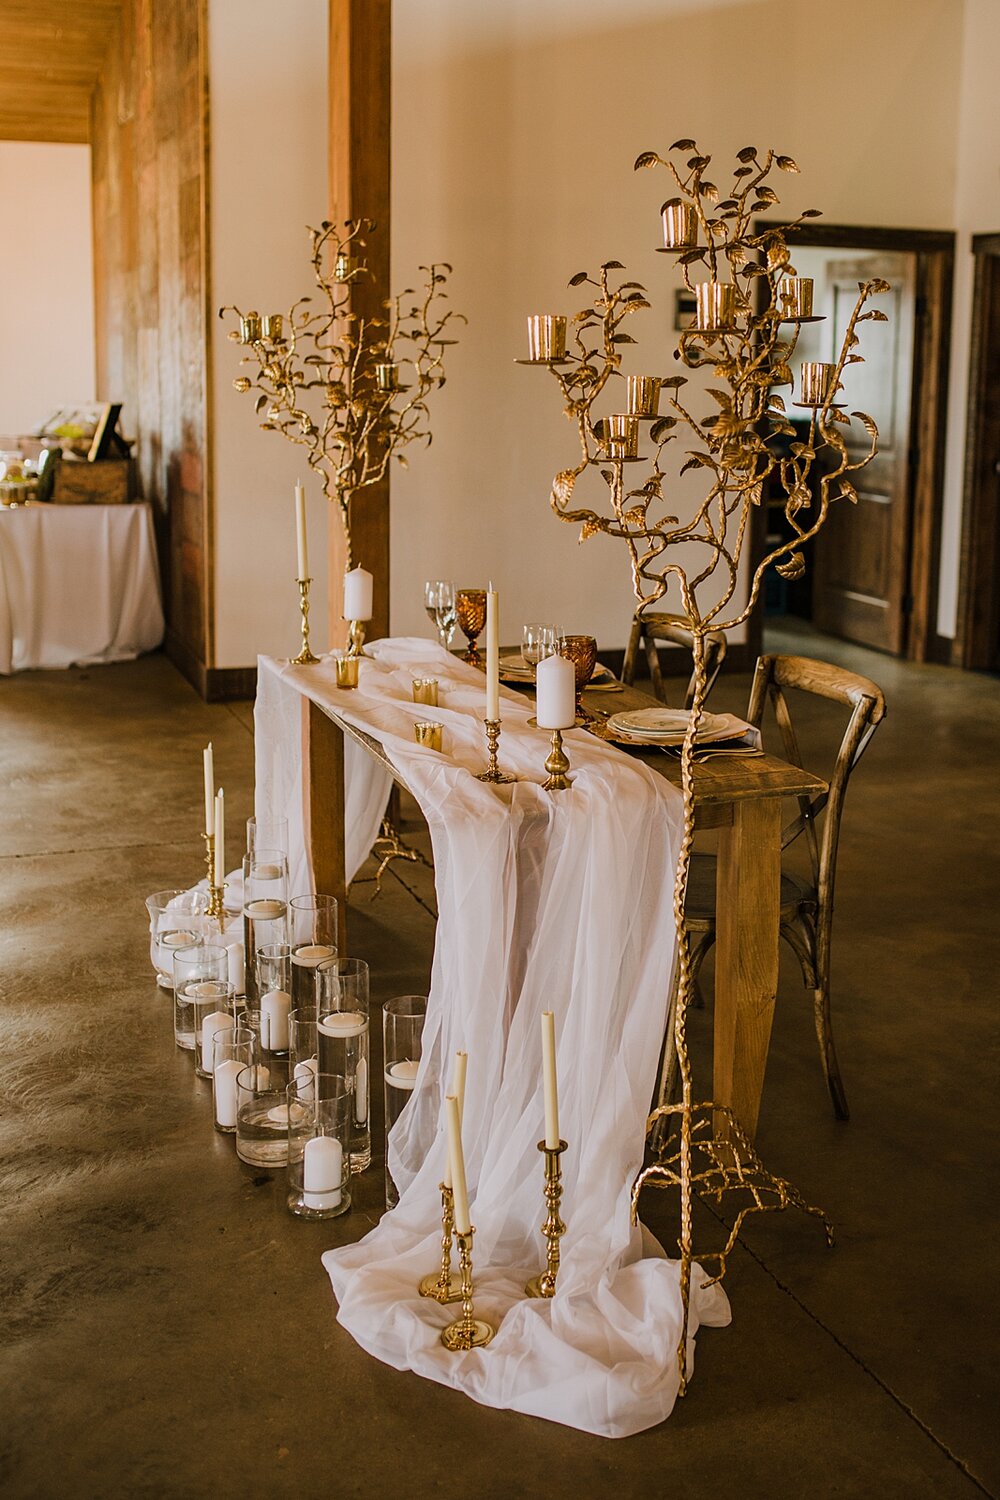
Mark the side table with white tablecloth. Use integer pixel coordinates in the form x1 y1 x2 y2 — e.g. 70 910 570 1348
0 502 165 675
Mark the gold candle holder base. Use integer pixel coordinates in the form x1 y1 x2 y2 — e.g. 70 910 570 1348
418 1183 464 1304
475 718 517 785
542 729 573 791
440 1227 496 1350
291 577 319 666
525 1139 567 1298
346 619 366 658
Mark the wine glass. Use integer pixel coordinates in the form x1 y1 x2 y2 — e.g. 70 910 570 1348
559 634 598 721
522 623 557 667
424 581 457 649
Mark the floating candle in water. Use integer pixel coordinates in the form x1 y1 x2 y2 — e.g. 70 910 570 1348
318 1010 366 1038
253 864 282 881
161 929 198 951
385 1059 419 1090
245 898 285 920
261 989 291 1051
292 944 336 967
303 1135 343 1210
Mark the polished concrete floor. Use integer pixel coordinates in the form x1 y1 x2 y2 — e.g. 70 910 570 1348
1 625 997 1499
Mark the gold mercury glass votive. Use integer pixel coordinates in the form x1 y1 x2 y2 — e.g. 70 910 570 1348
800 361 837 406
262 313 283 342
239 312 262 345
334 254 358 282
414 721 443 752
694 282 737 331
526 315 567 362
412 677 439 707
376 362 400 392
335 654 360 689
661 200 698 250
626 376 662 418
780 277 814 320
606 414 640 459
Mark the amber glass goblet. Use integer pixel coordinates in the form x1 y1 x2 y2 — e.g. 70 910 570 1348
559 634 598 720
456 588 487 664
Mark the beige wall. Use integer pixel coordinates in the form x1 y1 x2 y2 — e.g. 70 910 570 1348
208 0 329 669
389 0 974 649
0 142 94 438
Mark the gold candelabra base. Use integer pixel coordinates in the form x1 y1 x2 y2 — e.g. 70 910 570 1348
291 577 319 665
541 729 573 792
418 1182 464 1304
346 619 366 658
441 1227 496 1350
475 718 517 785
525 1139 567 1298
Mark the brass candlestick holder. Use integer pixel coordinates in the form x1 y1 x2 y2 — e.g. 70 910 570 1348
525 1139 567 1298
440 1226 495 1350
418 1182 463 1304
475 719 517 785
202 833 226 928
542 729 573 792
346 619 366 658
291 577 319 666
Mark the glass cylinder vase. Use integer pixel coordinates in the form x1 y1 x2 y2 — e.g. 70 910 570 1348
316 958 371 1173
382 995 426 1209
286 1072 353 1219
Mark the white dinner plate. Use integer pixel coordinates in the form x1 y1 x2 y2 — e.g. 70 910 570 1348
605 708 751 744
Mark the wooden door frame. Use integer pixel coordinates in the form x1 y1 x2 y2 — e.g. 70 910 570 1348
953 232 1000 671
748 222 955 665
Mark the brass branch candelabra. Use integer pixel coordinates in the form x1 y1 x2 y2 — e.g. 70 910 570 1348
523 138 890 1394
220 219 465 568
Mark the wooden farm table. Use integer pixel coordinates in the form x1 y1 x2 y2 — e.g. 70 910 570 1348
304 675 826 1143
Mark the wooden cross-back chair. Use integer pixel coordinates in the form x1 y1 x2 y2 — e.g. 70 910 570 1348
661 653 887 1123
621 611 728 707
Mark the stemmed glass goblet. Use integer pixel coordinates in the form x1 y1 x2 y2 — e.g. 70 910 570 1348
424 581 458 649
522 623 557 668
559 634 598 721
455 588 487 664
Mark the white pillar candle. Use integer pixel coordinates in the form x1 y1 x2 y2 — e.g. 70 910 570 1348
485 582 500 721
343 566 374 622
294 1056 319 1103
214 789 225 887
226 940 245 993
261 989 291 1050
446 1093 471 1235
303 1135 343 1210
201 1009 234 1074
535 653 576 730
354 1055 369 1124
203 743 214 837
295 481 309 580
214 1058 243 1129
541 1010 560 1149
444 1049 468 1189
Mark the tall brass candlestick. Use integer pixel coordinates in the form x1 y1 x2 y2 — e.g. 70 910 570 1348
203 832 226 927
441 1226 495 1350
525 1139 567 1298
475 719 517 785
418 1182 463 1304
291 577 319 665
542 729 572 792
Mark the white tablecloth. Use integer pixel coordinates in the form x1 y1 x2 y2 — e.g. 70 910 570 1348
253 639 730 1438
0 502 165 674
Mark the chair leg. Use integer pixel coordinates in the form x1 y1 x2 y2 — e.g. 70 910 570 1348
650 970 681 1153
644 629 666 703
622 618 642 686
812 981 850 1121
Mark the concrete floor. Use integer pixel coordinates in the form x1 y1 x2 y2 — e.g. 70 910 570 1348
1 626 997 1499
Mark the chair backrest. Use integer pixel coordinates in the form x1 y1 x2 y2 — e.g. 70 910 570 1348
641 613 728 708
746 654 886 920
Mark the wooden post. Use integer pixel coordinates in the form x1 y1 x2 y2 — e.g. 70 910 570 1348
328 0 392 647
307 700 349 954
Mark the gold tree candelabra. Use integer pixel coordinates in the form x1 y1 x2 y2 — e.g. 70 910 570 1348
523 139 888 1393
220 218 465 567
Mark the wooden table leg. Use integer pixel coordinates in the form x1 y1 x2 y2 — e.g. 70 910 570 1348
713 797 781 1142
306 700 348 954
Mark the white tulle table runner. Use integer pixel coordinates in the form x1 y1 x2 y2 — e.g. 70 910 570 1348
254 638 729 1437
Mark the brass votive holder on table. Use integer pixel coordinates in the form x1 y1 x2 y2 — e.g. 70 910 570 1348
525 314 567 362
414 721 443 752
412 677 439 706
291 577 319 666
660 199 698 250
419 1182 463 1304
456 588 487 664
542 729 573 792
441 1225 496 1350
626 375 662 419
476 719 516 785
334 654 360 689
694 281 737 332
798 361 839 408
525 1139 568 1298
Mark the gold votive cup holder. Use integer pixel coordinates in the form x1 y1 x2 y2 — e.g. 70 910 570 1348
661 199 698 250
414 721 443 752
542 729 573 792
441 1225 496 1350
694 281 737 331
626 375 662 418
262 313 284 343
780 276 814 320
419 1182 463 1304
412 677 439 707
526 314 567 362
800 360 838 406
334 253 359 282
291 577 319 666
334 653 360 689
605 414 640 459
476 719 517 785
376 361 401 392
239 312 262 345
525 1139 568 1299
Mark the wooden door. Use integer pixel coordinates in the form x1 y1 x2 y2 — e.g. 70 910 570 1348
812 253 916 653
957 241 1000 672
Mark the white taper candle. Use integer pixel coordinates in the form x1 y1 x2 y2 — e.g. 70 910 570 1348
203 743 214 837
446 1093 471 1234
485 582 500 722
443 1050 468 1189
541 1010 560 1149
295 482 309 580
214 789 225 887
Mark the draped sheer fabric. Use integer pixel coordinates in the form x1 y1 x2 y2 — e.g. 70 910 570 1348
255 640 729 1437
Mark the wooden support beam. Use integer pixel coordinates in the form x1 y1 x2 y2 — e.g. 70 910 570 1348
328 0 392 646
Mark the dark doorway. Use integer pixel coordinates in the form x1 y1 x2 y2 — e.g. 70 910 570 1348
749 223 954 664
955 233 1000 673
